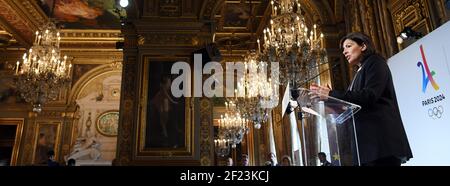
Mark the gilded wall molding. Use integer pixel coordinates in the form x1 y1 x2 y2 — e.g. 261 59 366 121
58 29 123 51
60 30 123 42
61 109 77 162
393 0 431 36
68 64 122 105
394 0 426 28
0 118 24 166
200 98 213 166
64 52 123 64
140 0 199 18
34 111 65 119
140 32 206 47
116 56 137 165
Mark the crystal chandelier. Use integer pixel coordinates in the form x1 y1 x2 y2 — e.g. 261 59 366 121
14 21 72 112
234 51 279 129
214 138 231 157
261 0 328 89
218 101 249 148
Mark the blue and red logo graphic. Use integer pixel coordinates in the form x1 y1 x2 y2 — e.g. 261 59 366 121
417 45 439 93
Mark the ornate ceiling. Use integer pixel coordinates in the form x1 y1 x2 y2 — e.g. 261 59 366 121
120 0 340 59
0 0 341 54
212 0 268 55
0 0 44 48
0 0 123 51
37 0 122 29
209 0 338 57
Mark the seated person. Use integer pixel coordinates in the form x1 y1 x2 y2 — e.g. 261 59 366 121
226 157 233 166
47 150 60 167
264 161 273 166
281 155 292 166
241 154 249 166
267 152 277 166
318 152 333 166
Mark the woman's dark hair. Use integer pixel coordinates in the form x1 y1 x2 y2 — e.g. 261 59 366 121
340 32 376 61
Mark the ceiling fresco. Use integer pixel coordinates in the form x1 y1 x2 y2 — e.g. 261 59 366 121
37 0 123 29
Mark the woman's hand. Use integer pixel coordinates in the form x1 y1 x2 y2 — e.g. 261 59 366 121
309 83 331 100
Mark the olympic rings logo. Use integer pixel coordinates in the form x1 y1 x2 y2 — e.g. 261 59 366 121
428 106 444 119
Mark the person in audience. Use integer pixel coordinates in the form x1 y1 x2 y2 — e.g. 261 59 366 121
241 154 249 166
47 150 59 167
281 155 292 166
226 157 233 166
318 152 332 166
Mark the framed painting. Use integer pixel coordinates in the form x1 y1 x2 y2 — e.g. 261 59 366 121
96 110 119 136
32 122 61 165
137 56 194 157
0 118 24 166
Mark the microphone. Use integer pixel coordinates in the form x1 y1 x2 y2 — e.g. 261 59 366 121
289 59 341 118
297 59 341 87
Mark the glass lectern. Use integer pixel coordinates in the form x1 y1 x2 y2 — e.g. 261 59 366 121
295 88 361 166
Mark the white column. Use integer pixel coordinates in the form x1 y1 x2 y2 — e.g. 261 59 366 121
316 101 330 165
289 111 303 166
268 114 278 165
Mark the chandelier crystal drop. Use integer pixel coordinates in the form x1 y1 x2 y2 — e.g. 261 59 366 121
234 51 279 128
218 101 250 148
14 21 72 112
261 0 328 89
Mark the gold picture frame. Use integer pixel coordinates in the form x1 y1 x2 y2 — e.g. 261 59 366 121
136 56 194 159
32 122 62 165
0 118 24 166
96 110 119 137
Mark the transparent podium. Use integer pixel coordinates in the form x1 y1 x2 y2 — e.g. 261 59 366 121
295 88 361 166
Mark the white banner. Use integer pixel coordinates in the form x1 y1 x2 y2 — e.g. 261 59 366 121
388 21 450 165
